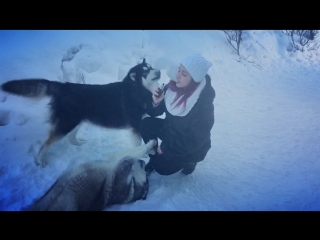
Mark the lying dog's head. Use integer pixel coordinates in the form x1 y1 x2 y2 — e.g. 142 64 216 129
23 157 149 211
131 159 149 201
112 158 149 204
126 58 161 93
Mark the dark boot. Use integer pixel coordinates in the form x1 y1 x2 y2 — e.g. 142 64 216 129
181 162 197 175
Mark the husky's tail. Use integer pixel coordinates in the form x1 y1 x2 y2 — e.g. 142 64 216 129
1 79 61 98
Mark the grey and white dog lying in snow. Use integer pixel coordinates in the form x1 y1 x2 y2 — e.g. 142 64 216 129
23 139 156 211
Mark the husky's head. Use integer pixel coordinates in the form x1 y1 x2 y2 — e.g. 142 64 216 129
112 158 149 204
130 159 149 201
127 58 161 94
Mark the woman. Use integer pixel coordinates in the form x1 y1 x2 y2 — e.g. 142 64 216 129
140 54 215 175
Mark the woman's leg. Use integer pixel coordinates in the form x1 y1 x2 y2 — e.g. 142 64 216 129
140 117 166 156
140 117 165 172
152 154 185 175
140 117 165 145
140 117 196 175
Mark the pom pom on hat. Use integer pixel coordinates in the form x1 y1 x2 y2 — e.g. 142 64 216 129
180 54 212 82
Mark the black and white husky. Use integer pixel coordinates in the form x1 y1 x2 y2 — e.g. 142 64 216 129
23 139 156 211
1 59 160 167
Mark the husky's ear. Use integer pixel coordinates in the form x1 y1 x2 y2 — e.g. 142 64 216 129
129 72 136 81
130 68 143 82
119 157 135 173
138 58 146 64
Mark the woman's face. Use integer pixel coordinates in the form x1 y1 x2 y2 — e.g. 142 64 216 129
176 64 192 88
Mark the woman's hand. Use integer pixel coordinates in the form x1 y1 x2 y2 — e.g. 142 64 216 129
152 87 165 105
157 145 163 154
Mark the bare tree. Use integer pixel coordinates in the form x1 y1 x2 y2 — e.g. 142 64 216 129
282 30 319 51
223 30 243 55
304 30 319 40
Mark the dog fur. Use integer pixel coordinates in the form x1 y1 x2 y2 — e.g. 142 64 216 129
1 59 160 167
22 139 156 211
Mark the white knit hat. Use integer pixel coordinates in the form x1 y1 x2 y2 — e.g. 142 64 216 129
180 54 212 82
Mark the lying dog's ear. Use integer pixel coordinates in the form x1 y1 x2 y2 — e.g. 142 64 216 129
142 58 146 64
119 157 135 173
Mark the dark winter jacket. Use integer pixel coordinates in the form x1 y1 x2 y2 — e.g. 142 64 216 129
146 75 215 164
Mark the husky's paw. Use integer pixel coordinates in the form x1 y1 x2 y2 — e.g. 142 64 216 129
141 153 149 158
148 148 156 155
69 137 86 146
147 139 157 147
146 139 157 155
33 151 48 167
34 156 48 168
28 142 39 161
29 141 48 167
